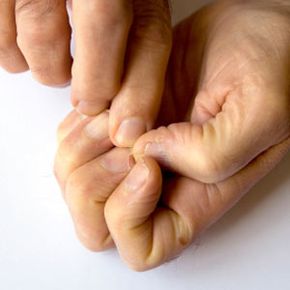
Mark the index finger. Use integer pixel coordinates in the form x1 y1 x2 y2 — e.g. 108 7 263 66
71 0 133 115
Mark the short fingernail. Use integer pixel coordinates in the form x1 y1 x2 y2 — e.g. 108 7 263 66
100 149 132 173
126 161 149 191
115 117 146 147
77 100 107 116
84 112 109 140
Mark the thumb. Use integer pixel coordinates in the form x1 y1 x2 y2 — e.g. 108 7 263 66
104 157 193 271
133 113 289 184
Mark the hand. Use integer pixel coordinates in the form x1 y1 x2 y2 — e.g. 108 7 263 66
54 110 132 251
107 0 290 269
0 0 72 83
134 0 290 184
54 0 290 271
0 0 171 147
55 110 289 272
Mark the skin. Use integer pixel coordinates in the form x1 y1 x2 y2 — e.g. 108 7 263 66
0 0 172 146
54 0 290 271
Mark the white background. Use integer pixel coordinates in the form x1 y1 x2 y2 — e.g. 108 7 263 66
0 1 290 289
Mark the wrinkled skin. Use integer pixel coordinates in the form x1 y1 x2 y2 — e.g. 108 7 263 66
0 0 172 146
55 0 290 271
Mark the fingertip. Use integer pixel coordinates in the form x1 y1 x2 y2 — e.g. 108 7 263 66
31 67 72 88
75 99 110 117
132 129 162 163
105 157 162 226
111 116 147 148
122 157 162 209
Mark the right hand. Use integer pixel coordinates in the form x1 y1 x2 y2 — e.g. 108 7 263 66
0 0 172 148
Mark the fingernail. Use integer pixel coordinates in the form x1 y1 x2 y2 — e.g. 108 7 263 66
144 142 170 166
77 100 106 116
100 149 132 173
115 117 146 147
84 112 109 140
126 161 149 191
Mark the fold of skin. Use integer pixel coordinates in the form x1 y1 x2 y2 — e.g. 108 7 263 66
134 0 290 183
55 0 290 272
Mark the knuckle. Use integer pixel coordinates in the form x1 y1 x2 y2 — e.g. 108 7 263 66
104 199 126 234
15 1 69 48
89 0 132 29
196 154 224 184
133 0 172 47
104 199 119 225
166 123 222 183
15 0 60 18
56 121 67 143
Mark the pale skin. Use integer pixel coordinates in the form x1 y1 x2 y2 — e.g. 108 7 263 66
54 0 290 271
0 0 172 146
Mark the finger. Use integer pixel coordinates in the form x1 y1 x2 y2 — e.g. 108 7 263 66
72 0 133 115
158 138 290 267
106 139 290 271
54 111 113 190
0 0 28 72
106 157 195 271
56 110 86 144
133 90 290 184
109 0 172 147
15 0 72 86
66 147 132 251
166 138 290 245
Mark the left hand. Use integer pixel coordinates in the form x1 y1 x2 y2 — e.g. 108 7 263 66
54 110 132 251
54 0 290 271
54 110 289 272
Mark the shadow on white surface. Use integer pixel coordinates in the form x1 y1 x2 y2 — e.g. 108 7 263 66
0 65 289 290
0 0 289 289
